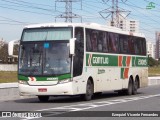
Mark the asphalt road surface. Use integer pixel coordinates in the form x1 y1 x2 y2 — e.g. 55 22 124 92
0 85 160 120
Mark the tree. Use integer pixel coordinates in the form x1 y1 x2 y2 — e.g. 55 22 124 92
148 57 159 67
0 43 8 63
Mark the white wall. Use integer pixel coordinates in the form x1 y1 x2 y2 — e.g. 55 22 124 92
0 64 17 71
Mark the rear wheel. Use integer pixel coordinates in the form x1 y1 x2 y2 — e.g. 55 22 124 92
118 90 126 95
132 78 138 95
81 80 93 101
94 92 102 97
38 96 49 102
125 78 133 95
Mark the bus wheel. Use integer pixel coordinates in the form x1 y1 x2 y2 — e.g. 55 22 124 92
81 80 93 101
132 78 138 95
38 96 49 102
94 92 102 97
118 90 125 95
125 78 133 95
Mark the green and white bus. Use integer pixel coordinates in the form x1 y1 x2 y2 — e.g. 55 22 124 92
18 23 148 102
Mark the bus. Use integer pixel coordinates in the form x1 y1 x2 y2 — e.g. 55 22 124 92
18 23 148 102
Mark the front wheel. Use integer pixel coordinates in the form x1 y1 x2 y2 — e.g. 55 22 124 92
38 96 49 102
81 80 94 101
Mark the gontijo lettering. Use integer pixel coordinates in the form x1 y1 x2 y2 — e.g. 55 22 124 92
93 57 109 64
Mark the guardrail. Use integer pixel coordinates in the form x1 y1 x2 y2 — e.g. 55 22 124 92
0 82 18 89
148 77 160 85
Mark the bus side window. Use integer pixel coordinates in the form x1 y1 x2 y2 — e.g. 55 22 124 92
86 29 92 52
102 32 109 53
128 37 135 55
119 35 128 54
108 33 116 53
90 30 98 52
97 31 103 52
141 38 146 56
134 38 140 55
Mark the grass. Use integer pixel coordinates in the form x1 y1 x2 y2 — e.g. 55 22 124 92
0 67 159 83
0 71 18 83
148 67 160 77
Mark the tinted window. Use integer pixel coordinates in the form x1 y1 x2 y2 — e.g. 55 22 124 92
108 33 119 53
86 29 99 52
73 27 84 77
119 35 128 54
86 28 146 56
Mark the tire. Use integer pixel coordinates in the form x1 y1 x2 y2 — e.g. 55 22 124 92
81 80 93 101
118 90 125 95
132 79 138 95
38 96 49 102
94 92 102 97
125 79 133 95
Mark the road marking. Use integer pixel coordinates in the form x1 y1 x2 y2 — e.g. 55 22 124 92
21 94 160 119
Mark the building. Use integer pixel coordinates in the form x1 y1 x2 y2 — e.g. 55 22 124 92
147 41 155 59
108 16 139 33
155 32 160 59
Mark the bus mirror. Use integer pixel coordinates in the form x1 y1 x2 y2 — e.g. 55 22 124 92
69 38 76 55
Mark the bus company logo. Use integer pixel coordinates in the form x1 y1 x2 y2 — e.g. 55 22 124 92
88 54 93 66
28 77 36 81
93 57 109 65
47 77 58 81
87 54 109 66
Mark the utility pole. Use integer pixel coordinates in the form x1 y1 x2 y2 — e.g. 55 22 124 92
55 0 82 23
99 0 130 27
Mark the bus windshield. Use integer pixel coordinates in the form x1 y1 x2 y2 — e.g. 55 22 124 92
18 41 71 76
22 27 72 41
19 27 72 76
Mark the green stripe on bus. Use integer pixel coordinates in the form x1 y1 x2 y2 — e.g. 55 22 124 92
86 53 148 67
86 53 118 66
132 56 148 67
18 73 71 81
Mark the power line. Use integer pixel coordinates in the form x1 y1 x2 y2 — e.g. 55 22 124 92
55 0 82 22
99 0 130 27
0 5 55 16
0 0 55 13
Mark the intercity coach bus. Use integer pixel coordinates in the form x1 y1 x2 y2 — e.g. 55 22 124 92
18 23 148 102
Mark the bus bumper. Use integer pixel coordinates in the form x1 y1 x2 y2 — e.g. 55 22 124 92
19 82 74 96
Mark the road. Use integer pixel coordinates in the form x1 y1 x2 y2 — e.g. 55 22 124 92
0 85 160 120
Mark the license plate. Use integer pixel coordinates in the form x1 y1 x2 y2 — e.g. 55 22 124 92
38 88 47 92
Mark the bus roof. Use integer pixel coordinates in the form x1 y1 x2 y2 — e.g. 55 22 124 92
24 22 145 38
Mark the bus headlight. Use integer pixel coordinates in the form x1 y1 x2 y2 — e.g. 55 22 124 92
18 80 28 85
58 79 70 84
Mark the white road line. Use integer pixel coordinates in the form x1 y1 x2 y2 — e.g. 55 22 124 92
23 94 160 120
